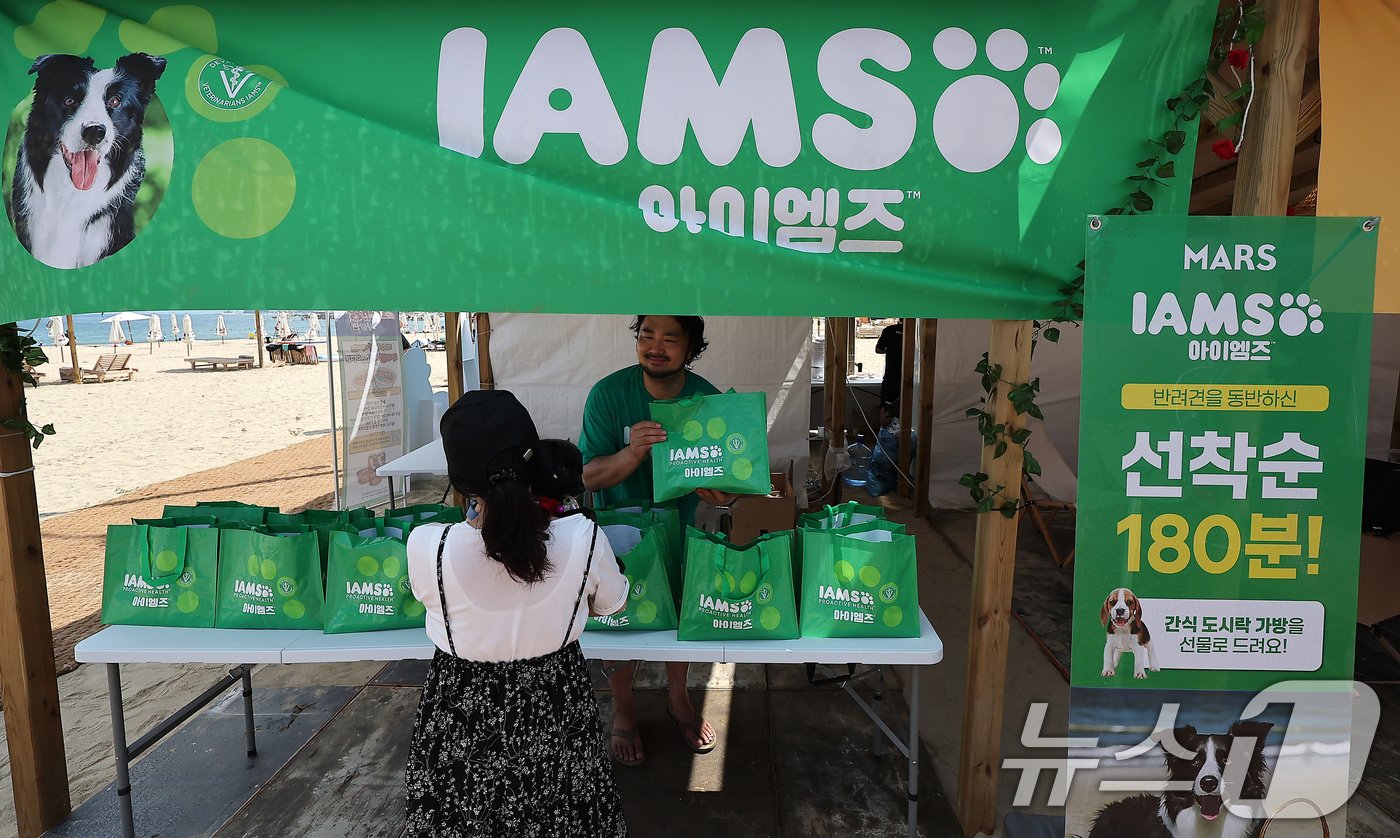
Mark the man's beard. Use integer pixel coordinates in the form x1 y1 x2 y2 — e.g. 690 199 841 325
642 362 684 380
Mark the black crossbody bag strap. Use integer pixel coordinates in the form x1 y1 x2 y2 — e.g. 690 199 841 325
561 523 599 649
435 524 458 658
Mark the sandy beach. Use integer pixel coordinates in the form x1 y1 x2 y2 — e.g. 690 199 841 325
26 337 447 518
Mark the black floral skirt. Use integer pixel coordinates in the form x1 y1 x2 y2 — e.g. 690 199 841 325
404 641 627 837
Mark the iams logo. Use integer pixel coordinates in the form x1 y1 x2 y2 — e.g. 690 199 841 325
1131 291 1324 338
436 26 1061 173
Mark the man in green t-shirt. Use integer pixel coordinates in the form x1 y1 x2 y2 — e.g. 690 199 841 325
580 314 728 764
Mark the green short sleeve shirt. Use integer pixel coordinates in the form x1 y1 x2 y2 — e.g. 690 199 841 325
579 365 720 526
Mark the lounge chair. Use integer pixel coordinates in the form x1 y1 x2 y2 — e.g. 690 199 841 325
60 353 138 383
21 362 44 388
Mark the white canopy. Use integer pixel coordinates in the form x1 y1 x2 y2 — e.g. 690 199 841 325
99 311 148 324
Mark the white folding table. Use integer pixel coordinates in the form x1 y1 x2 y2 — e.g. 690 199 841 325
77 612 942 838
374 437 446 508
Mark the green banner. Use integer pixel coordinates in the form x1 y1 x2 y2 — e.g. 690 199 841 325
1072 216 1377 691
0 0 1212 322
1066 215 1378 838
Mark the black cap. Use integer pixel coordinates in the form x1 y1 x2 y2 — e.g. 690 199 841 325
439 390 539 494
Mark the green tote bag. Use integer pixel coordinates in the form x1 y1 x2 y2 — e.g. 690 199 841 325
101 522 218 628
586 513 679 632
649 390 771 502
322 530 426 634
799 521 920 639
678 528 798 641
601 500 683 599
215 527 324 629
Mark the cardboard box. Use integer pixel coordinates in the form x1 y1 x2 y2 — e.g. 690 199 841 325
728 471 796 545
1358 533 1400 626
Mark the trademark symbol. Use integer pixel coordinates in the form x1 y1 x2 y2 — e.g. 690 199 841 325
906 190 922 200
1039 46 1053 55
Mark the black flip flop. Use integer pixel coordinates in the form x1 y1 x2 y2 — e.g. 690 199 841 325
666 708 717 754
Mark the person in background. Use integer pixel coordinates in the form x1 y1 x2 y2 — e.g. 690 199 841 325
875 320 903 406
404 390 629 837
579 315 727 765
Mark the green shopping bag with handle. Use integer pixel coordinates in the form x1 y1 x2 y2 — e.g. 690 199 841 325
798 502 889 531
216 526 324 629
649 390 770 502
598 499 683 600
102 521 218 627
678 528 798 641
800 520 919 638
323 530 426 634
164 502 270 526
586 512 679 632
386 503 465 525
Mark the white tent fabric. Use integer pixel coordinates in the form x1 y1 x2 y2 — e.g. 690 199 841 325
47 317 66 347
306 312 321 341
215 314 228 338
275 311 292 339
182 314 195 342
170 313 181 341
489 314 812 492
147 314 162 347
926 319 1083 507
107 320 125 344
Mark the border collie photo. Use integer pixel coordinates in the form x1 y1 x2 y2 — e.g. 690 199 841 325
1088 721 1273 838
6 52 168 269
1065 687 1350 838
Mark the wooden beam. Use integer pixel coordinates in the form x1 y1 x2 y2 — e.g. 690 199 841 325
825 318 849 501
956 319 1033 838
898 318 916 497
253 309 265 368
477 313 494 390
444 312 464 405
914 319 938 516
63 316 79 386
1233 0 1316 216
0 323 71 837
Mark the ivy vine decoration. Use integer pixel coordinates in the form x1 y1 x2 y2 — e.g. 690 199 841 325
958 2 1265 515
0 328 57 449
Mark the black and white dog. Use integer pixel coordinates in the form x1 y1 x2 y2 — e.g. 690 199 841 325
1088 722 1274 838
11 52 166 269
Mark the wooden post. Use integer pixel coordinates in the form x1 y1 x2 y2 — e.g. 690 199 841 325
1232 0 1316 216
828 318 848 446
63 315 80 385
444 312 464 405
477 313 494 390
253 309 265 368
914 319 938 515
956 319 1033 838
898 319 916 496
0 323 71 837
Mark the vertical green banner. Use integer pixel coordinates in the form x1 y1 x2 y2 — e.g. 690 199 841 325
1064 216 1378 837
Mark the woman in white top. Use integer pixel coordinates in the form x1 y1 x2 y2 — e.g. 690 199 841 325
403 390 629 838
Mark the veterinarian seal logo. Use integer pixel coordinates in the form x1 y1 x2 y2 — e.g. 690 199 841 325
185 55 281 122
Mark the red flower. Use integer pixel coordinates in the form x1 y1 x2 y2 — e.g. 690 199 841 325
1227 48 1250 69
1212 138 1238 160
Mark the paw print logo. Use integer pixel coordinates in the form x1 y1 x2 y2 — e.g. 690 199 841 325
931 28 1062 173
1278 293 1324 336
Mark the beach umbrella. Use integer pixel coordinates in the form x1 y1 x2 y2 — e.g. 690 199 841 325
275 311 291 340
99 312 147 346
47 317 67 347
147 314 163 353
170 313 181 341
306 312 321 341
428 312 442 339
182 314 196 356
216 314 228 344
399 312 410 331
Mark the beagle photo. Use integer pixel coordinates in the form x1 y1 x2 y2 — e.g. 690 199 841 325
1101 587 1161 679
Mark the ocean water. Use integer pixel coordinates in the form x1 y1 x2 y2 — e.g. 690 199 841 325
17 311 442 346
